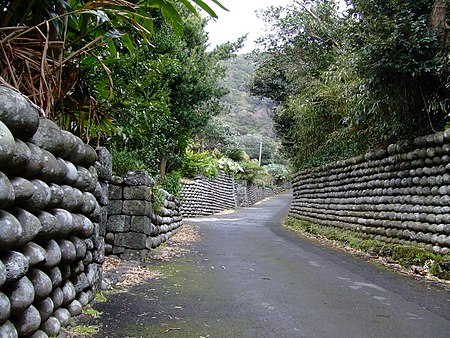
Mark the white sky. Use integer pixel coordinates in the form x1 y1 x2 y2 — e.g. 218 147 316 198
204 0 294 54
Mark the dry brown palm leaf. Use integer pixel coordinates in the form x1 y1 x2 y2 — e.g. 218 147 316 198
0 25 62 116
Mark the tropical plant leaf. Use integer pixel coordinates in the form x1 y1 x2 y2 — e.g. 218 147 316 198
84 9 110 24
208 0 228 11
190 0 219 18
147 0 184 35
177 0 199 16
120 34 134 52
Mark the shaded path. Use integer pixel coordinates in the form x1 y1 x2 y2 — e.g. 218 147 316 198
88 191 450 337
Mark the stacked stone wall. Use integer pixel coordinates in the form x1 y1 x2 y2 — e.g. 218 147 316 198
105 172 182 261
0 87 110 337
181 173 290 216
290 130 450 254
180 173 236 217
243 182 291 207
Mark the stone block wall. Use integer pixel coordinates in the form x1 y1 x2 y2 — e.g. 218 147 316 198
180 173 236 217
105 172 182 261
0 86 110 337
290 130 450 254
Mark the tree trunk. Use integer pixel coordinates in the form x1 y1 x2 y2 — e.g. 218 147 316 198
159 158 167 178
429 0 450 47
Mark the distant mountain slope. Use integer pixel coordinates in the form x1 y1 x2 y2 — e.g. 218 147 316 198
215 55 283 164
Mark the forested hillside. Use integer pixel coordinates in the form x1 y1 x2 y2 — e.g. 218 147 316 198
212 55 283 165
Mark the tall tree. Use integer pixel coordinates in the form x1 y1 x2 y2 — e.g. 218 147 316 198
78 9 242 176
349 0 449 136
251 0 449 169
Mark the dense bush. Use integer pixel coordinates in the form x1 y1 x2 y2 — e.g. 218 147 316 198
252 0 449 170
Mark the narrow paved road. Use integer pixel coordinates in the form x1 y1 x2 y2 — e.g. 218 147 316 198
90 191 450 337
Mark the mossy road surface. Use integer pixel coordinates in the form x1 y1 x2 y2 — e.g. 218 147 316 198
89 192 450 337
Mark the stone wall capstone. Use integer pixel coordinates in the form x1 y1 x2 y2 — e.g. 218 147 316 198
105 171 182 261
290 129 450 255
0 86 110 337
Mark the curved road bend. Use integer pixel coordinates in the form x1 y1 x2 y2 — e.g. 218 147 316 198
91 191 450 338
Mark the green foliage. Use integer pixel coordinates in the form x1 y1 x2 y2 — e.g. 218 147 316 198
429 257 450 280
180 146 287 187
193 117 237 153
225 148 250 162
69 324 100 336
95 292 108 303
0 0 226 116
100 46 181 174
252 0 450 170
151 187 165 213
217 157 244 175
181 150 221 178
72 8 238 175
263 163 291 181
285 217 450 280
83 307 102 318
111 149 151 177
234 158 268 185
349 0 449 136
216 55 284 165
156 170 182 196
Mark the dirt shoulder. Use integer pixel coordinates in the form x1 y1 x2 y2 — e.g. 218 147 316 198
64 223 202 337
284 222 450 290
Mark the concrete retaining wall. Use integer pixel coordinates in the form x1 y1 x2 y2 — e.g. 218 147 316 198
290 130 450 254
0 86 110 337
105 171 182 261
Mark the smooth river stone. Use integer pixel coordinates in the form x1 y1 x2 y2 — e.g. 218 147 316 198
0 86 39 140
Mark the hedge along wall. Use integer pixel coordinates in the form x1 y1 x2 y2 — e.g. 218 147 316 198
180 172 236 217
105 172 183 261
290 129 450 255
0 87 110 337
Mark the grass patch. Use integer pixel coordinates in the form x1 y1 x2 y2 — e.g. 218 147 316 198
95 292 108 303
69 324 100 336
284 217 450 280
82 307 103 318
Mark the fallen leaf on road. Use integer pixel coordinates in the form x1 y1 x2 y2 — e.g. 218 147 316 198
116 265 163 287
150 224 201 261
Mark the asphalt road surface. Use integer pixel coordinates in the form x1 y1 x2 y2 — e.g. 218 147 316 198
89 191 450 338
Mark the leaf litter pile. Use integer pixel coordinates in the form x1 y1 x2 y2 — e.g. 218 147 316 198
103 224 201 288
150 223 201 261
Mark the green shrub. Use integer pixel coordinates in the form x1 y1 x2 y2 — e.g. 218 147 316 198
181 150 220 179
156 170 182 196
111 149 150 176
151 187 165 213
234 159 268 185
